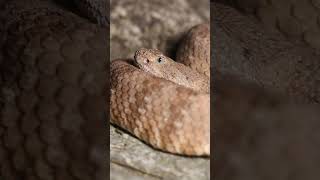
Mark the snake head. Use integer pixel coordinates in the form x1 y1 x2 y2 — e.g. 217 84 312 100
134 48 173 78
134 48 165 64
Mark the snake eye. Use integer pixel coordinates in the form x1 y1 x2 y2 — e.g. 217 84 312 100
158 57 164 63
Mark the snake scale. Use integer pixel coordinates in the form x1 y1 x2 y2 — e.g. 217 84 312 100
216 0 320 50
212 1 320 179
110 23 210 156
0 0 107 179
1 0 320 179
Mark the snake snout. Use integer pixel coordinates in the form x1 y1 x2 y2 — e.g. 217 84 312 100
134 49 150 65
137 57 150 64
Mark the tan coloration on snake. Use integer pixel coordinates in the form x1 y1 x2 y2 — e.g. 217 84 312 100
176 23 210 77
1 0 319 178
134 48 210 93
110 23 210 156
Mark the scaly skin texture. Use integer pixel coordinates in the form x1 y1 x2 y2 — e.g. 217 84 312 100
110 24 210 156
212 2 320 104
212 2 320 179
215 0 320 50
134 48 209 93
110 60 209 156
176 23 210 77
0 0 107 179
73 0 109 26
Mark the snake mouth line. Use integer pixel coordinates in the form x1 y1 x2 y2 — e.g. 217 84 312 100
133 52 142 68
132 58 148 72
133 58 140 68
117 58 141 69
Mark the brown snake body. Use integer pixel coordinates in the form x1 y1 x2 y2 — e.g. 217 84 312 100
110 23 210 156
1 0 320 179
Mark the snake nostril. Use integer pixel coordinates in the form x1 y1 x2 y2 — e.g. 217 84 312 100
145 59 150 63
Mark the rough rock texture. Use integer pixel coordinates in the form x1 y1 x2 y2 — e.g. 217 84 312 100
0 0 107 179
110 0 209 60
111 126 210 180
110 0 209 179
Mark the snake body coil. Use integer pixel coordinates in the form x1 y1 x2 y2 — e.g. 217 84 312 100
110 24 210 156
0 0 107 179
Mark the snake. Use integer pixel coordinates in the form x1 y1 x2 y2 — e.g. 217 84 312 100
212 1 320 104
1 0 320 179
110 23 210 156
212 1 320 179
215 0 320 50
0 0 107 179
110 0 320 157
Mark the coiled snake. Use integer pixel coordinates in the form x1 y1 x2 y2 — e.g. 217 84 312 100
1 0 320 179
110 23 210 156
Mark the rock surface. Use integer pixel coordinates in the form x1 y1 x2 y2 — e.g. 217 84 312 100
110 0 209 60
110 126 210 180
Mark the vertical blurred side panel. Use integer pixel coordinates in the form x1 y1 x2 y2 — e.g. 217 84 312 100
212 1 320 180
0 0 109 179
